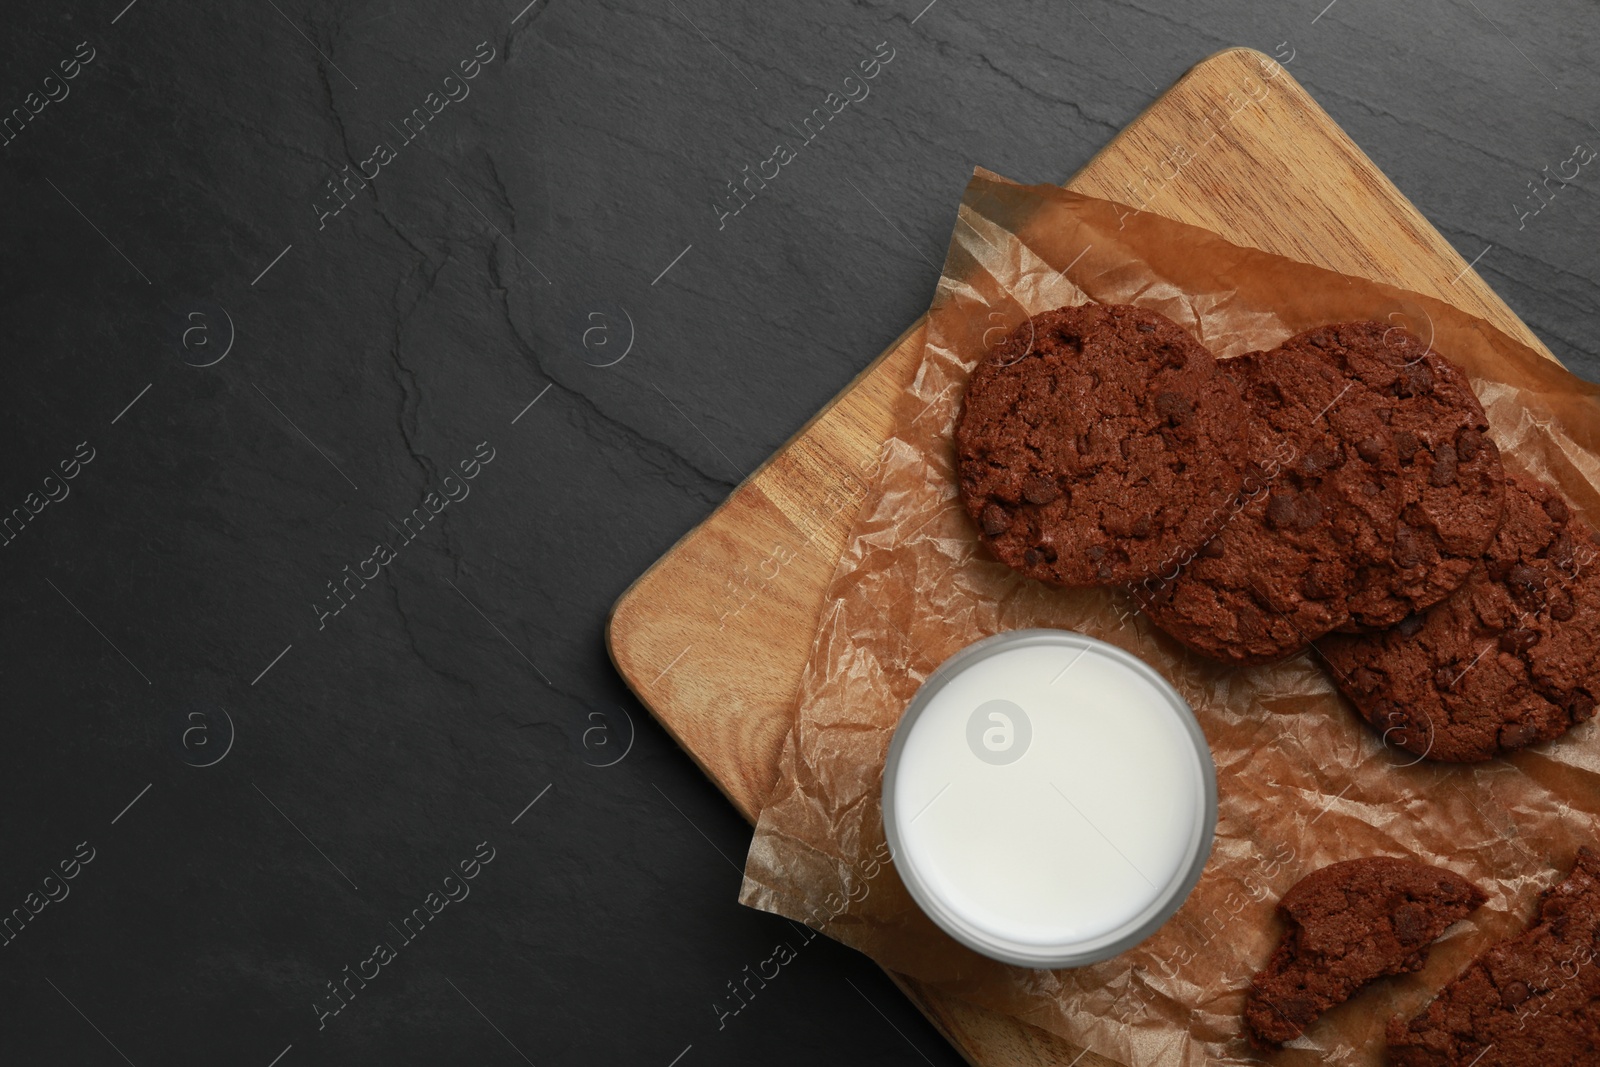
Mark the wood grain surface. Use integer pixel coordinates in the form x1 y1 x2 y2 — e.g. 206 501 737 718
607 47 1557 1067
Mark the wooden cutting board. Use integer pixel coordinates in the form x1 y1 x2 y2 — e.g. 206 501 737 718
607 47 1557 1067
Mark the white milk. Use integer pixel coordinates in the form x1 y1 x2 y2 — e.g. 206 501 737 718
886 631 1214 965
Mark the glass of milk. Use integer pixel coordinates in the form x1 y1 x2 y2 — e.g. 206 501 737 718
882 629 1216 968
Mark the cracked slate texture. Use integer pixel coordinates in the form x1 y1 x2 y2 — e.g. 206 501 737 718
0 0 1596 1065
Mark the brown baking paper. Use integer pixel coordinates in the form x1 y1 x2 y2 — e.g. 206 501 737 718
738 167 1600 1066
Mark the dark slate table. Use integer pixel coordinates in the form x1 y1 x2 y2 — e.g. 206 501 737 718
2 1 1595 1064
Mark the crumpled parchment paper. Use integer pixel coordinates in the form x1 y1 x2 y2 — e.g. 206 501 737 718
738 168 1600 1066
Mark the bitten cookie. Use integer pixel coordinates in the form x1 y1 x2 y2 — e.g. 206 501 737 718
1138 322 1504 665
1245 857 1485 1048
955 302 1254 587
1320 470 1600 762
1388 849 1600 1067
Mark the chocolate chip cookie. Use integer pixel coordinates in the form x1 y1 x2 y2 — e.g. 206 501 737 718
1320 470 1600 761
955 302 1254 586
1388 849 1600 1067
1310 322 1506 629
1246 857 1486 1048
1137 322 1504 665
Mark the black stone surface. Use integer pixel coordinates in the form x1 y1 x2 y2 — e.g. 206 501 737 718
0 1 1596 1064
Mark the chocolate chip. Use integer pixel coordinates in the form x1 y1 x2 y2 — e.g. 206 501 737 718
1397 613 1425 637
1430 443 1458 487
1021 475 1060 505
1394 524 1423 568
1545 494 1571 524
1549 534 1576 573
1398 362 1434 397
1129 515 1153 538
1086 545 1107 561
1568 691 1596 721
1456 427 1484 462
1236 608 1266 640
1265 490 1323 531
1265 492 1297 529
1395 431 1421 463
1498 629 1537 653
1356 435 1387 464
1551 593 1576 622
1154 390 1194 424
1501 980 1532 1008
1302 562 1344 600
1504 566 1542 607
981 504 1012 536
1250 381 1285 408
1499 722 1539 750
1509 564 1542 598
1393 902 1430 944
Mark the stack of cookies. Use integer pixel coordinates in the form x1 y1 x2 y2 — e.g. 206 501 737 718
955 302 1600 763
